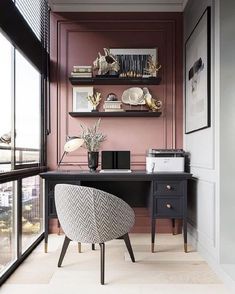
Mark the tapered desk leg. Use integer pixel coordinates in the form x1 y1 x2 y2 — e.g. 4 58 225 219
44 242 48 253
44 212 48 253
172 219 176 235
183 218 187 253
57 219 61 235
151 218 156 253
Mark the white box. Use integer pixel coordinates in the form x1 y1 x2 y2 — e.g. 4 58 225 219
146 157 185 173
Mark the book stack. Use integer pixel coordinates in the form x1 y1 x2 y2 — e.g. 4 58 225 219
71 65 92 78
103 101 124 112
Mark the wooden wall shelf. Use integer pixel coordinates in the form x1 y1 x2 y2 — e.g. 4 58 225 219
69 76 161 85
69 111 162 118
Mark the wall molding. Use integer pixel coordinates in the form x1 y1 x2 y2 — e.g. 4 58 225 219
49 0 188 12
53 17 180 166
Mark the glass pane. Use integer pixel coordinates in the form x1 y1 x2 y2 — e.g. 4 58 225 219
0 32 12 173
22 176 43 252
0 182 16 274
15 50 41 166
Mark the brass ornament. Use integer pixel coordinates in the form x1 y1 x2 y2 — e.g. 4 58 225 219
145 56 162 76
87 92 102 111
144 88 162 112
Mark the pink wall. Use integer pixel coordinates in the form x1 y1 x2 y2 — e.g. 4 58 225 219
48 12 183 171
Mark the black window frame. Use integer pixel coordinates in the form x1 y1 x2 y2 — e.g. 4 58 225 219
0 0 50 285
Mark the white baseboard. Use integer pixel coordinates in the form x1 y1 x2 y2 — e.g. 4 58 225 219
188 223 235 293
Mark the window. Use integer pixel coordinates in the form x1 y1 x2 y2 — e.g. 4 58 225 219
15 51 41 167
22 176 43 252
0 0 49 284
0 182 16 275
0 32 12 173
0 33 42 171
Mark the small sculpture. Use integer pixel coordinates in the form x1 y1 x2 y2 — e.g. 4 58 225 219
121 87 146 105
143 88 162 112
87 92 102 111
106 93 118 101
93 48 120 76
145 56 162 76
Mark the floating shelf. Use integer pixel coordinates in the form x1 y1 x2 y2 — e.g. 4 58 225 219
69 111 162 118
69 76 161 85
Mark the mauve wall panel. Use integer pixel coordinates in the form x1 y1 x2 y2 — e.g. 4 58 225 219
48 12 183 233
48 12 183 171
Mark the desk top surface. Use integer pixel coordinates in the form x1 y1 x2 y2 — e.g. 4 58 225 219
40 170 192 180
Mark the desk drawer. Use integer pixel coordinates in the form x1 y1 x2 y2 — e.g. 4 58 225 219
153 181 183 196
154 196 183 218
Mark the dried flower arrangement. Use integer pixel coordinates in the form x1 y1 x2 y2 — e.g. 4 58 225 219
80 119 106 152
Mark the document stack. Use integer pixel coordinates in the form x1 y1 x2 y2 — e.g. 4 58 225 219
71 65 92 78
103 101 124 112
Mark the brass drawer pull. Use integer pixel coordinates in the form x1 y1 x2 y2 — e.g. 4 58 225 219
166 203 172 209
166 185 171 190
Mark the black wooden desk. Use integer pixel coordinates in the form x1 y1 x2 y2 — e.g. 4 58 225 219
40 170 192 253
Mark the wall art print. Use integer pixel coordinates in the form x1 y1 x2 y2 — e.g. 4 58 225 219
185 7 211 134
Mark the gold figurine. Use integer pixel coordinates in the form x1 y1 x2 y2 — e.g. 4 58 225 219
87 92 102 111
143 88 162 112
145 56 162 77
145 95 162 112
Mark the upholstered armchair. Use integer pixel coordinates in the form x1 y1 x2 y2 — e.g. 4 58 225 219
55 184 135 285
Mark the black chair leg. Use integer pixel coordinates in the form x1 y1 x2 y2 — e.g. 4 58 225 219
92 243 95 250
99 243 105 285
58 236 71 267
122 233 135 262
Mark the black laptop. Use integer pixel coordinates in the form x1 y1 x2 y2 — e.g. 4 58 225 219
100 151 131 173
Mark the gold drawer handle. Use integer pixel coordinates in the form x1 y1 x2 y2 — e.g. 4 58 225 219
166 185 171 190
166 203 172 209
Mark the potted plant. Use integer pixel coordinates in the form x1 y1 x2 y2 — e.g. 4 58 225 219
80 119 106 171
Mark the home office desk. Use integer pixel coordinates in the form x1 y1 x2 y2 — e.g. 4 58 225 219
40 170 192 253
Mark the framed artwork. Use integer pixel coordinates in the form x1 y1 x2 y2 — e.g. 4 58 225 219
185 7 211 134
110 48 158 77
72 86 93 112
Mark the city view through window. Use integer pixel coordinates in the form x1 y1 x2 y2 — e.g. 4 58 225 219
0 30 43 277
0 32 40 173
0 182 16 273
0 176 43 274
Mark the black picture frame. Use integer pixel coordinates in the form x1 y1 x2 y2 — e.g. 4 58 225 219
185 7 211 134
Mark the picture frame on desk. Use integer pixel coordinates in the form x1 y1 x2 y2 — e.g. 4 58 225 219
185 7 211 134
72 86 93 112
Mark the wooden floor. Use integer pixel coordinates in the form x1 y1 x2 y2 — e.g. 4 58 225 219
0 234 231 294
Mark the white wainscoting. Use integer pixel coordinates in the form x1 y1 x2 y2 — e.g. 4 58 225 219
197 179 216 248
187 176 217 257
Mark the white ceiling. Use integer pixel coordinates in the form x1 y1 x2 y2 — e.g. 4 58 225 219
48 0 188 12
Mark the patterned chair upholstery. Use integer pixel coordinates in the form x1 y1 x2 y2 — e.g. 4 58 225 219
55 184 135 285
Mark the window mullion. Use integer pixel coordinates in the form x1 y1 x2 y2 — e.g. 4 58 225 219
11 47 16 171
16 179 22 258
